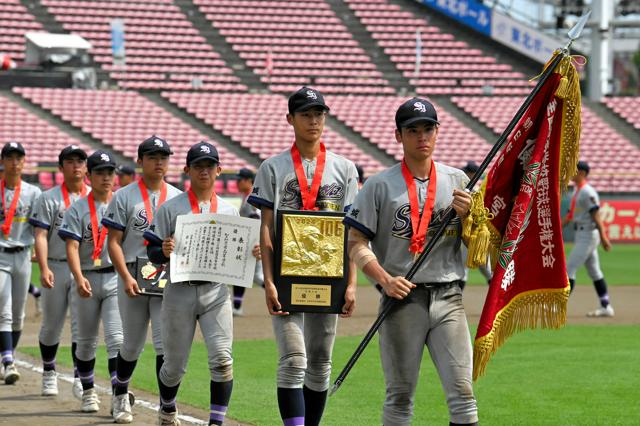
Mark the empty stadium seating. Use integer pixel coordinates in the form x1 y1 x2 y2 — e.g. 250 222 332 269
603 97 640 130
193 0 394 94
161 92 384 173
0 1 45 63
345 0 535 95
42 0 246 91
452 96 640 192
14 87 252 183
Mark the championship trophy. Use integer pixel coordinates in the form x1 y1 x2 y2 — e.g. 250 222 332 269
274 210 349 313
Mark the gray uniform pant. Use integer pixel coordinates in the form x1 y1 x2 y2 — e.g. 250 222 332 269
272 312 337 391
117 263 163 361
39 260 79 346
566 229 604 281
159 282 233 387
75 270 123 361
379 283 478 425
0 249 31 332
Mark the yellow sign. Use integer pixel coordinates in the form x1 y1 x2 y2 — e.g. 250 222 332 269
291 284 331 306
280 214 344 278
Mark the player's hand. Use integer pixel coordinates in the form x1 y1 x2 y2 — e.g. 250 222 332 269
451 189 472 218
31 254 37 263
162 237 175 258
381 276 416 300
252 244 261 260
265 282 288 315
77 277 92 298
124 276 141 297
40 268 55 289
340 284 356 318
601 236 612 252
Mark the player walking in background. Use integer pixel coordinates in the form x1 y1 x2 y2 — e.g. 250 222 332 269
144 142 236 426
0 142 41 385
30 145 88 398
343 98 478 425
563 160 614 317
103 136 181 423
248 87 358 426
59 150 123 413
231 167 263 316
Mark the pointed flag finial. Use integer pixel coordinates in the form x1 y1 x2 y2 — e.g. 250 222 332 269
564 10 591 50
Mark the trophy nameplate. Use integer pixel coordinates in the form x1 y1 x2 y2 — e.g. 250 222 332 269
274 210 348 313
136 257 169 297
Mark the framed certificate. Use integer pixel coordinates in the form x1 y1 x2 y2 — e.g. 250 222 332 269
136 257 169 297
274 210 349 313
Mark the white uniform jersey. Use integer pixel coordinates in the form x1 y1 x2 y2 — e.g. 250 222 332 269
344 162 469 283
247 148 359 225
59 195 111 270
572 183 599 228
0 180 41 248
29 185 89 259
102 181 181 263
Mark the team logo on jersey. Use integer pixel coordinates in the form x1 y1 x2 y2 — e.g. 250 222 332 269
391 204 459 240
100 153 110 162
251 186 259 195
82 222 95 242
306 90 317 99
280 178 344 210
414 102 426 113
200 145 211 154
53 209 64 230
132 208 149 232
349 208 360 218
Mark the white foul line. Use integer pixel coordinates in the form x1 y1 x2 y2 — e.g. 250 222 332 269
14 358 207 426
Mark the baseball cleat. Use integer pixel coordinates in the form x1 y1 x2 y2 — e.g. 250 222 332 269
232 307 244 317
4 363 20 385
158 408 181 426
113 393 133 423
81 388 100 413
128 391 136 406
72 378 84 400
587 305 614 317
41 370 59 396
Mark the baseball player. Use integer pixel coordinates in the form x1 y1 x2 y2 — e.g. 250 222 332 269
248 87 358 426
30 145 88 398
562 160 613 317
116 164 136 188
0 142 41 385
59 150 123 413
103 136 181 423
343 98 478 426
232 167 264 316
144 142 236 426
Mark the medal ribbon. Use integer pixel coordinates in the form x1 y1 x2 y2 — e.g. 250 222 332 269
566 181 586 220
88 192 111 263
139 178 168 245
401 159 437 255
291 142 326 211
188 189 217 214
61 182 88 209
1 179 22 238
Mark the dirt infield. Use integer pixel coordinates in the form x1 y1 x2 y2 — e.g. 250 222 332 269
3 284 638 425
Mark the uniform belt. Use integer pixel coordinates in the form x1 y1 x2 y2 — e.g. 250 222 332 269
414 280 463 288
84 266 116 274
175 280 209 286
574 224 595 231
0 246 27 253
48 258 67 262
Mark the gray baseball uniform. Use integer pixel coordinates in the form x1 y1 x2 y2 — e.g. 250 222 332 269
59 196 122 361
103 181 181 360
0 180 41 336
248 148 358 392
566 183 603 281
30 185 87 348
343 162 478 425
144 193 236 388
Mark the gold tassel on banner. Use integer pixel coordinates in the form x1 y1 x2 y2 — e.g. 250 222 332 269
463 191 494 268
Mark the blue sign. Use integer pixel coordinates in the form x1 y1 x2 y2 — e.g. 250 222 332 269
420 0 492 36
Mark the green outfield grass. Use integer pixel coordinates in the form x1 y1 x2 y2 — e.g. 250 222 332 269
21 325 639 425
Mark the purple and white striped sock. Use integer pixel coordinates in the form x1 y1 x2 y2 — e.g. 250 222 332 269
283 417 305 426
1 350 13 366
209 404 228 425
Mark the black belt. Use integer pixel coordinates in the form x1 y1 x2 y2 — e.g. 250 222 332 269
375 280 462 293
0 246 27 253
85 266 115 274
48 258 67 262
574 224 595 231
175 280 210 286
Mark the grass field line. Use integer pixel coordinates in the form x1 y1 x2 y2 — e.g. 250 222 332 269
13 358 207 426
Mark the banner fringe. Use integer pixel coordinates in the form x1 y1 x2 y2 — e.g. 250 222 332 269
473 285 570 380
556 55 582 190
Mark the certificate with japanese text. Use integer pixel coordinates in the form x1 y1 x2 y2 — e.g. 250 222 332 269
170 213 260 287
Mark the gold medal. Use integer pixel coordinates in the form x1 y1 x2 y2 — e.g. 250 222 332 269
94 258 102 267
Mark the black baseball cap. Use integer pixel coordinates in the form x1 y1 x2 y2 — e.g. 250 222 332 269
1 141 25 158
577 160 590 174
462 161 480 174
355 164 365 184
237 168 255 180
58 144 87 164
288 86 330 114
87 150 116 172
395 98 439 130
116 164 136 176
186 141 219 166
138 135 172 158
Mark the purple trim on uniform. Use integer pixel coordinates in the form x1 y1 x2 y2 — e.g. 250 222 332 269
233 296 243 302
2 351 13 363
43 358 56 369
143 230 163 245
160 397 176 407
78 371 94 384
115 376 131 385
29 218 50 230
101 218 126 231
283 417 305 426
58 229 82 242
343 216 375 240
247 195 274 209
